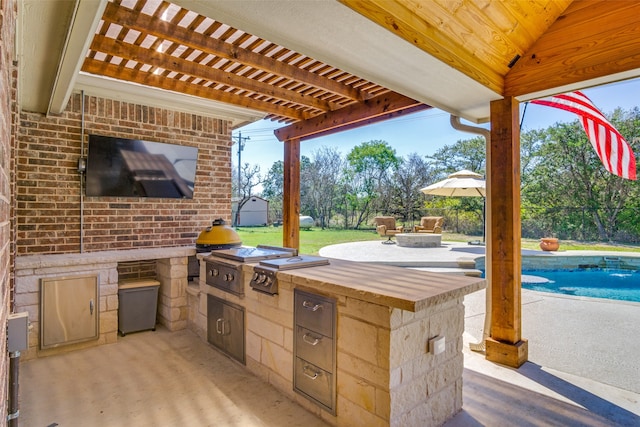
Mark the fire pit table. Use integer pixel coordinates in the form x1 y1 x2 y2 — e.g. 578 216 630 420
395 233 442 248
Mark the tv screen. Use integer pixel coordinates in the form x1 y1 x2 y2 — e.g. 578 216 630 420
85 135 198 198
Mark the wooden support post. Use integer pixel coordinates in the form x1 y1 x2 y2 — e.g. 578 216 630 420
486 97 528 368
283 138 301 250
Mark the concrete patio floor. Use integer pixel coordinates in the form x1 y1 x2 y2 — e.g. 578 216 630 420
18 241 640 426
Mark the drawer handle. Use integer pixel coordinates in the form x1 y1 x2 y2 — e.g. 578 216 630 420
302 300 322 311
216 318 224 334
302 365 320 380
302 333 320 346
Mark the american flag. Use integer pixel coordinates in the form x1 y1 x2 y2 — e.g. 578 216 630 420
531 91 636 180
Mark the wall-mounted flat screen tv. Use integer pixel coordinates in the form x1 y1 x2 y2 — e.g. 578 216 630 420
86 135 198 198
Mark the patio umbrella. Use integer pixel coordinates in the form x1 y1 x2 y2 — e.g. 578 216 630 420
420 169 486 241
420 169 485 197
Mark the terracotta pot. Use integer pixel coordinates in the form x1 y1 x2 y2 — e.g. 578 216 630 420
539 237 559 251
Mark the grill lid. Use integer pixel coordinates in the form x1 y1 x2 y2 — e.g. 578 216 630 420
207 246 296 262
196 218 241 250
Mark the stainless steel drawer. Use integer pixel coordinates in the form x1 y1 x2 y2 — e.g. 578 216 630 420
294 357 333 410
295 326 333 372
294 290 334 338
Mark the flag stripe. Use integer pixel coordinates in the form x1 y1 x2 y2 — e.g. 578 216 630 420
531 91 636 180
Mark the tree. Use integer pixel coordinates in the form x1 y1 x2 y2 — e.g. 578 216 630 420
387 153 436 222
231 163 263 226
302 147 343 228
521 107 640 241
427 136 486 174
345 140 400 228
262 160 284 223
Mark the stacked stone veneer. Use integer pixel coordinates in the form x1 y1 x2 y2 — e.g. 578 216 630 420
16 92 232 255
190 261 466 426
15 247 193 360
156 256 189 331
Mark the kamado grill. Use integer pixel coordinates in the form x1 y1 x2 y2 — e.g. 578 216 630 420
195 218 242 252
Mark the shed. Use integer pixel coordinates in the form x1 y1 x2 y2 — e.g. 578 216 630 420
232 196 269 226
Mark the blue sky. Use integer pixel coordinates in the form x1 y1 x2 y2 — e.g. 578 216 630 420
233 78 640 173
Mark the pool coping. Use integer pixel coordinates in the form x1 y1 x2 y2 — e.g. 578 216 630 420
475 251 640 271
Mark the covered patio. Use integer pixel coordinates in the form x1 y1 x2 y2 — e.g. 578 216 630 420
27 0 639 367
12 0 640 425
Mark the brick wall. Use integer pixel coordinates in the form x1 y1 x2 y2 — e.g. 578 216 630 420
16 93 233 254
1 0 17 420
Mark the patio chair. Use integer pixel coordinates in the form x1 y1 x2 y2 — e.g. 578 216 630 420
374 216 404 244
413 216 444 234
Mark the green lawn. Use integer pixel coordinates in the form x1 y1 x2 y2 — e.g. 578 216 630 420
236 226 640 255
236 226 381 255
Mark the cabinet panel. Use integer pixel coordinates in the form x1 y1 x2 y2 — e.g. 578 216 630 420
294 357 333 409
294 291 334 337
40 275 99 349
207 295 225 349
295 326 333 372
294 289 336 414
207 294 245 364
223 303 245 364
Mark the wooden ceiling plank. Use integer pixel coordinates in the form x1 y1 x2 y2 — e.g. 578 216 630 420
474 0 560 54
274 92 429 141
88 34 332 112
82 57 307 121
530 1 639 41
490 0 571 44
102 2 365 102
340 0 504 94
505 1 640 96
421 0 516 74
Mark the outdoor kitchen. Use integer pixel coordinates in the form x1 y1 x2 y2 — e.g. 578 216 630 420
9 90 485 426
186 220 485 426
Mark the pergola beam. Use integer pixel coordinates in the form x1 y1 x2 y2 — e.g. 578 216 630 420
274 92 429 142
82 58 308 121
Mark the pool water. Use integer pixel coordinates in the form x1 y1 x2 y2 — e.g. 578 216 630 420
521 269 640 303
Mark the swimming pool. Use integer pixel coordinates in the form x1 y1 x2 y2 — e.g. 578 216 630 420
521 269 640 303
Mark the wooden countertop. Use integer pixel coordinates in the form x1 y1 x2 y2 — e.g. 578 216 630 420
257 258 485 312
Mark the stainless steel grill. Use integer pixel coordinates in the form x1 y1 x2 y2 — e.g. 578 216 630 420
250 255 330 295
203 245 297 296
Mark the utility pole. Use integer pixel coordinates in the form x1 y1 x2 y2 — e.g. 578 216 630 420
232 132 250 227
